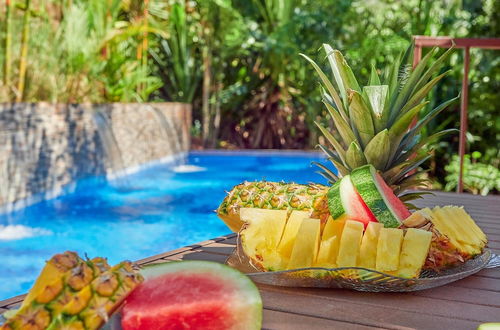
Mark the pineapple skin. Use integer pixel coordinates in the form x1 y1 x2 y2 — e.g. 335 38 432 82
218 181 329 232
1 254 143 330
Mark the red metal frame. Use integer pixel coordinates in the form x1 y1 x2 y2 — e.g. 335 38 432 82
412 36 500 193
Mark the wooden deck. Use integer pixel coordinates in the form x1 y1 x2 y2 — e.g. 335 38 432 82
1 191 499 329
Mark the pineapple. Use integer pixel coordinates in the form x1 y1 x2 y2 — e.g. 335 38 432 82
277 210 311 262
239 208 288 271
219 45 486 274
403 206 487 271
315 217 345 267
358 222 383 269
398 228 432 278
300 44 458 199
287 218 321 270
1 252 143 330
376 228 404 272
217 181 328 232
336 220 364 267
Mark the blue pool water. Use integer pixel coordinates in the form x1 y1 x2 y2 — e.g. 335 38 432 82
0 151 329 301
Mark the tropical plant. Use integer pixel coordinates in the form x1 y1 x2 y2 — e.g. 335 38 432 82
445 154 500 195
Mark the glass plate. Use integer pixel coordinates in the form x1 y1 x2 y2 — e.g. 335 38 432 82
225 246 499 292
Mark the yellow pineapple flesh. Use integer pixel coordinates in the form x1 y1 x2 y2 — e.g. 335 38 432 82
287 218 321 270
376 228 403 272
277 210 311 263
240 208 288 271
315 217 345 267
336 220 364 267
398 228 432 278
1 253 143 330
358 222 383 269
403 206 487 271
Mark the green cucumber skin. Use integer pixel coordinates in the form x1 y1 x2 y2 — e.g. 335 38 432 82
327 179 345 219
350 165 401 228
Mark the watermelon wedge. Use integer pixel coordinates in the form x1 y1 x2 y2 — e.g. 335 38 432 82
327 175 378 228
350 165 410 228
121 261 262 330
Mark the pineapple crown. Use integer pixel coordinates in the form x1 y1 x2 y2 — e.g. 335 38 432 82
301 43 459 203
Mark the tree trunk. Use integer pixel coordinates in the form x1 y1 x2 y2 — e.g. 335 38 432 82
209 82 222 148
201 46 212 147
16 0 32 102
4 0 14 97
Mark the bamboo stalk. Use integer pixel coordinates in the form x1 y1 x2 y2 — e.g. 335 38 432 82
16 0 32 102
4 0 14 94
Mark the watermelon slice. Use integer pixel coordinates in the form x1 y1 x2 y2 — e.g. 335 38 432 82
327 175 378 228
121 261 262 330
350 165 411 228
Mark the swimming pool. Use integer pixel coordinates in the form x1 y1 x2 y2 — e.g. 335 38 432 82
0 150 329 300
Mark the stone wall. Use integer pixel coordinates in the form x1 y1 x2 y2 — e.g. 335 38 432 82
0 102 191 209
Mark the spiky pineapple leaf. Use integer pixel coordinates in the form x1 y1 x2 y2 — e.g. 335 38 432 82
398 192 434 202
331 159 349 177
323 44 348 110
394 128 458 164
390 154 432 185
301 53 348 122
389 47 437 122
413 46 454 93
323 99 356 147
345 141 367 168
364 129 390 170
407 94 460 140
312 161 338 183
363 85 389 133
348 90 374 147
400 70 451 114
369 64 381 85
315 122 347 165
332 49 361 94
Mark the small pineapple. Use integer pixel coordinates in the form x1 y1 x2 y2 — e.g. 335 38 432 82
1 252 143 330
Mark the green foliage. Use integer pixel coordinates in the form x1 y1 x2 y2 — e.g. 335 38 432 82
0 0 162 103
445 154 500 195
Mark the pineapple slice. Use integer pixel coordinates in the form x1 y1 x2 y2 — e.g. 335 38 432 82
240 208 288 270
277 210 311 260
1 255 142 330
287 218 321 270
336 220 364 267
315 217 345 267
358 222 383 269
398 228 432 278
376 228 403 272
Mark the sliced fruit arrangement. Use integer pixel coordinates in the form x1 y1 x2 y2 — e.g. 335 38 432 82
121 261 262 330
402 206 487 271
238 209 439 278
1 251 143 330
236 200 487 277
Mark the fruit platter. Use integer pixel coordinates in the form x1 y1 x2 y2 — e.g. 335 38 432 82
215 45 499 291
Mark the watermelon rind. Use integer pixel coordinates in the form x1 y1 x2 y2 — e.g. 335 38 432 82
350 165 402 228
327 180 344 219
138 261 262 329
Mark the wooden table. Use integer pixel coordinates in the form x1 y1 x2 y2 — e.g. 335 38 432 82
1 191 499 329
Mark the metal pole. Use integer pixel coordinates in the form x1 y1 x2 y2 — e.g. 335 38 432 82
458 47 470 193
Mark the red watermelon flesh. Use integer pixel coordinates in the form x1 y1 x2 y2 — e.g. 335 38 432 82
121 261 262 330
339 175 378 228
375 172 411 220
